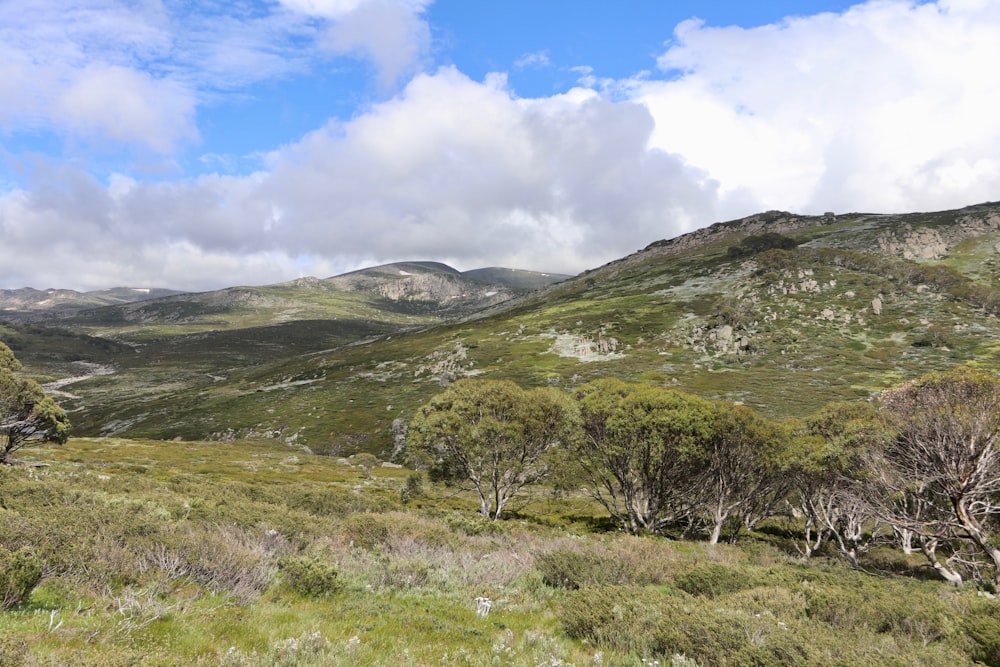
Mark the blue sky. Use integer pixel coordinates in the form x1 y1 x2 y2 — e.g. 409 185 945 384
2 0 998 291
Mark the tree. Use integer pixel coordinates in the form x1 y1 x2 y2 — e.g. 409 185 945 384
0 343 70 465
875 366 1000 587
572 380 716 535
788 401 887 566
408 379 580 520
697 402 790 544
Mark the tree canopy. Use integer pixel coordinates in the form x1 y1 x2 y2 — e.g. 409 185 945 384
875 366 1000 586
573 379 717 535
0 342 70 465
408 378 580 520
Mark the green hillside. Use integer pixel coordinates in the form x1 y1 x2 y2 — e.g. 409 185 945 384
7 202 999 454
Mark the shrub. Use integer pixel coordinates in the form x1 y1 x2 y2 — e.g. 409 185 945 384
962 599 1000 666
285 487 395 518
0 546 42 609
536 547 629 589
558 585 669 654
342 513 390 550
400 472 424 504
279 556 341 598
673 563 765 599
445 512 505 536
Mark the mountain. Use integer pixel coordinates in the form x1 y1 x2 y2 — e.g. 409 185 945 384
26 261 567 340
6 202 1000 454
0 286 182 320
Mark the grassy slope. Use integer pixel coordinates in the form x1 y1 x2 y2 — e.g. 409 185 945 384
41 205 1000 453
4 203 1000 453
0 436 992 666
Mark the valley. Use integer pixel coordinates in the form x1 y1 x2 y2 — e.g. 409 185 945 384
5 203 1000 665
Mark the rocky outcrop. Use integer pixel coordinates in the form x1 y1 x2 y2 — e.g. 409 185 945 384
325 262 517 315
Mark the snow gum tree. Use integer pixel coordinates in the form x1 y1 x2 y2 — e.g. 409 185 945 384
876 366 1000 587
572 379 716 535
408 379 580 520
0 342 70 465
787 401 887 565
698 402 791 544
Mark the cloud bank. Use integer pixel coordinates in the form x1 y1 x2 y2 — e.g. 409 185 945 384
2 1 1000 290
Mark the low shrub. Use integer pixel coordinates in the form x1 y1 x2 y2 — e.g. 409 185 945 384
0 546 43 609
341 513 390 550
445 512 505 537
558 585 670 654
279 556 341 598
673 563 779 599
0 635 29 667
536 547 629 589
962 599 1000 666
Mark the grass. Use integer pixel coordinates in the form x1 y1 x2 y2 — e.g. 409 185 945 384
4 436 1000 665
20 239 1000 445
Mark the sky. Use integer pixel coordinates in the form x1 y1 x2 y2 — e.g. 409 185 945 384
2 0 999 292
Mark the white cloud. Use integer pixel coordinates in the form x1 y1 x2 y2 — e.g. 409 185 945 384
514 51 552 70
321 0 432 89
5 0 1000 292
0 0 329 154
0 67 724 290
55 65 198 154
634 0 1000 214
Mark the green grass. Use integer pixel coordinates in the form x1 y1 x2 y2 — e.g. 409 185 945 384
4 202 1000 451
3 436 1000 665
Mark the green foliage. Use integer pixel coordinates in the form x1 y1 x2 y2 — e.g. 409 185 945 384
727 232 799 258
220 631 336 667
0 635 30 667
0 342 70 464
673 563 770 599
535 547 629 589
573 379 725 535
559 577 973 666
877 366 1000 586
341 512 391 550
279 556 341 598
444 511 505 536
348 452 379 478
962 599 1000 666
285 486 395 518
0 545 42 609
400 471 424 504
409 378 581 519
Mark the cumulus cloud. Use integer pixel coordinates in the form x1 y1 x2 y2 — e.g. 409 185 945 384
634 0 1000 214
55 66 197 153
4 0 1000 292
320 0 432 89
0 0 328 154
0 67 724 290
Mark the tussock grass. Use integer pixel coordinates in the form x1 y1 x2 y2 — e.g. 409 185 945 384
1 437 998 665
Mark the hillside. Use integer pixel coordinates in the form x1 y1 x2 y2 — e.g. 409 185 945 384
35 261 565 340
0 286 182 321
6 203 1000 452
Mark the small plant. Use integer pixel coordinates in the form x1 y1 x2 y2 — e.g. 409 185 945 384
0 635 29 667
536 548 629 589
342 513 390 550
400 472 424 503
673 563 764 599
0 546 42 610
279 556 341 598
349 453 379 479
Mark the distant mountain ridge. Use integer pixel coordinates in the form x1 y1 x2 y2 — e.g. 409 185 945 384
0 286 183 320
9 201 1000 450
0 262 570 334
